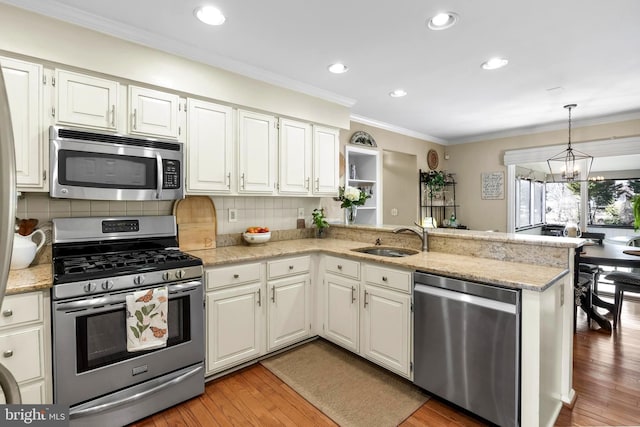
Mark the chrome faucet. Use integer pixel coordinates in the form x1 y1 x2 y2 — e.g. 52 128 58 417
393 223 428 252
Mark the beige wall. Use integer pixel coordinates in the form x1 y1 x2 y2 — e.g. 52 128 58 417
0 3 350 129
447 118 640 231
319 121 443 223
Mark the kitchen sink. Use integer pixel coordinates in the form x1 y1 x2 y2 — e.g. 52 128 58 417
351 246 419 257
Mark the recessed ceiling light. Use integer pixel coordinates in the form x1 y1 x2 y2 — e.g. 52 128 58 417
328 63 349 74
427 12 458 30
194 6 226 26
481 57 509 70
389 89 407 98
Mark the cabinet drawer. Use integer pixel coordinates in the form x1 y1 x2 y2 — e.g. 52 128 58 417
364 264 411 293
0 326 44 383
267 256 311 280
324 256 360 280
0 292 42 330
206 263 262 290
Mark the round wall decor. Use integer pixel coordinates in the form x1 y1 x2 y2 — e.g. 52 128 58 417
427 149 439 170
350 131 376 147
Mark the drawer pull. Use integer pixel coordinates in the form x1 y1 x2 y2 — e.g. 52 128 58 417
289 265 294 270
337 265 343 270
2 309 13 317
382 276 388 282
364 290 369 308
271 285 276 303
351 286 356 303
233 274 239 279
257 288 262 307
3 350 13 358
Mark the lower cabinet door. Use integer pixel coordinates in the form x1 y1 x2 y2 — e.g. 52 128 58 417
0 380 45 404
361 284 411 378
267 275 310 351
0 326 44 384
206 282 264 375
324 274 359 352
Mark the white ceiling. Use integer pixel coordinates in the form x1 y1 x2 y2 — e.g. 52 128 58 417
3 0 640 144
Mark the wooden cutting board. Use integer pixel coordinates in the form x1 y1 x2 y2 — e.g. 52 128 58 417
172 196 217 251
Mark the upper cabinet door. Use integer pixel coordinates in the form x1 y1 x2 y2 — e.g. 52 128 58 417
128 86 180 139
237 110 277 194
278 118 312 195
312 125 339 195
1 57 44 189
55 69 119 131
186 99 234 194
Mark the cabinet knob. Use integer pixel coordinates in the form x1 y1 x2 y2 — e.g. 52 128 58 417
289 265 294 270
382 276 388 282
233 274 239 279
2 309 13 317
337 265 343 270
3 350 13 358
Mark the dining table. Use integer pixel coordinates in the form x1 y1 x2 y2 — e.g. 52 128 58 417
577 242 640 331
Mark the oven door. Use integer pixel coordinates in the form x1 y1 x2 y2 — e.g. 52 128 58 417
52 280 204 407
50 134 183 201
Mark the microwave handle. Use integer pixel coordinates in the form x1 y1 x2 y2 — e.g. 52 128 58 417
155 153 163 200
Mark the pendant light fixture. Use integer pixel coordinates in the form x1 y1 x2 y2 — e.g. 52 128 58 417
547 104 593 182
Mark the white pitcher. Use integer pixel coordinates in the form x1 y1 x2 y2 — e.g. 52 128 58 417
10 229 45 270
563 222 582 238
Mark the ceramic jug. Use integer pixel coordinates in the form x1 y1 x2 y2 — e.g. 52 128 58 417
563 222 582 238
10 229 45 270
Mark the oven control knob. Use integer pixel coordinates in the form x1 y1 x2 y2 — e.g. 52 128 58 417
102 280 114 290
84 282 97 293
175 269 186 279
162 272 172 281
133 275 145 285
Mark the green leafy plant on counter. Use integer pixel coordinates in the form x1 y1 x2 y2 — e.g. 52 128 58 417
312 208 329 235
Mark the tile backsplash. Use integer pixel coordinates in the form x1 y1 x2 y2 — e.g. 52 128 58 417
17 193 323 235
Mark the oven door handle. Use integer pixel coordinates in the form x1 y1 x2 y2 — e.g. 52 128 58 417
70 364 203 419
55 281 202 311
155 153 163 200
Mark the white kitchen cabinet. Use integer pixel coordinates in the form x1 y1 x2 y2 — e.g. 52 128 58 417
55 69 119 131
361 264 411 378
205 282 264 375
324 273 359 352
312 125 340 195
345 145 381 225
186 99 234 194
266 256 311 351
237 110 277 194
278 118 312 194
0 291 51 404
128 85 181 139
1 57 46 190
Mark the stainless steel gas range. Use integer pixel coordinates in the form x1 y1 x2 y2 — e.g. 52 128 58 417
50 216 205 427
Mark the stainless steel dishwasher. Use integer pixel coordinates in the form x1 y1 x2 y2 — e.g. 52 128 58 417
413 271 520 427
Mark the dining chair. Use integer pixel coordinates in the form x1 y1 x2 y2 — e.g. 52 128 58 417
604 271 640 329
574 272 594 331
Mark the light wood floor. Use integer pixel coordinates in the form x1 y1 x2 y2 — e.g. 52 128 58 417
132 298 640 427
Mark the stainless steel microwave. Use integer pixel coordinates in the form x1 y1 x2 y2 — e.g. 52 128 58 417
49 126 184 201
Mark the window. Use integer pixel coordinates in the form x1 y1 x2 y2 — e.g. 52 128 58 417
515 178 545 229
544 182 581 225
587 178 640 227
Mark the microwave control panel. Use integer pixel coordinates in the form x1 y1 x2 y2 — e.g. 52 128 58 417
162 159 181 189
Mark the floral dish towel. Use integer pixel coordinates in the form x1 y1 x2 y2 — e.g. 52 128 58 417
126 286 168 352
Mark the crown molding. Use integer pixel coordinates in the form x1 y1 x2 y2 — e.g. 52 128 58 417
350 114 447 145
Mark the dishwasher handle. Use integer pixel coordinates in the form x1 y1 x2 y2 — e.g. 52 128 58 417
414 283 517 314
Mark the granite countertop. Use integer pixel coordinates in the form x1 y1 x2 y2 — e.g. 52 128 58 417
5 238 569 295
189 238 568 292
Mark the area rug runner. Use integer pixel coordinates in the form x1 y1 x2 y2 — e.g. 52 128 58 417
260 339 429 427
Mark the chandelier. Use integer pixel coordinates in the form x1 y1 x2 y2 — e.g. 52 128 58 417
547 104 593 182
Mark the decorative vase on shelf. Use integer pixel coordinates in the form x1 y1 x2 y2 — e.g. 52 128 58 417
346 205 357 224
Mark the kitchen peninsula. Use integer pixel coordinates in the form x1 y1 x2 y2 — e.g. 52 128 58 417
6 226 578 427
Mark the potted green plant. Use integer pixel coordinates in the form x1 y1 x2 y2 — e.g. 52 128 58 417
422 170 446 198
312 208 329 237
